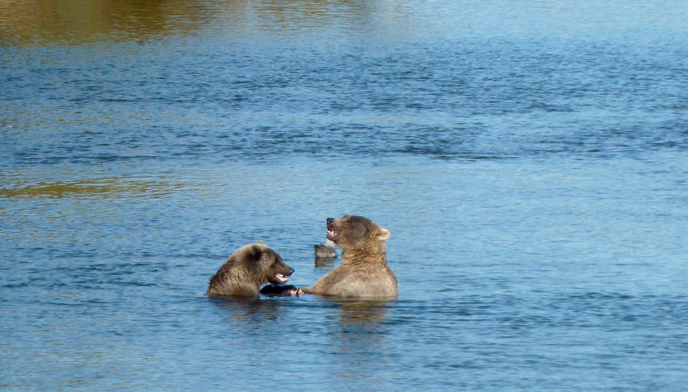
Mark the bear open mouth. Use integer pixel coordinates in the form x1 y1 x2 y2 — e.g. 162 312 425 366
326 229 340 242
326 219 340 242
275 274 289 284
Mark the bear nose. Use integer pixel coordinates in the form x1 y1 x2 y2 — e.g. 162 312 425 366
288 267 294 276
327 218 334 224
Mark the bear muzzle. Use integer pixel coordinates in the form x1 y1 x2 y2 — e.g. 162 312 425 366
326 218 341 242
278 266 294 282
270 264 294 285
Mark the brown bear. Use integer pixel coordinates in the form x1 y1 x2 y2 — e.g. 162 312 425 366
206 242 295 298
300 216 397 299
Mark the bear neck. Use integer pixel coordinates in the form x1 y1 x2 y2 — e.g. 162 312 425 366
340 248 388 267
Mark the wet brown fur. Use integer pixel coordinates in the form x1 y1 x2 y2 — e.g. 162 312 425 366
206 242 293 299
301 216 397 299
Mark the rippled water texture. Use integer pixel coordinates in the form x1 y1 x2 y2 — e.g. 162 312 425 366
2 1 688 391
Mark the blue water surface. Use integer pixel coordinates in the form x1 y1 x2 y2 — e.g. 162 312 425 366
1 1 687 390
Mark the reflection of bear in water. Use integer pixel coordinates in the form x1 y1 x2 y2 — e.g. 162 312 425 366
206 242 296 299
301 216 397 299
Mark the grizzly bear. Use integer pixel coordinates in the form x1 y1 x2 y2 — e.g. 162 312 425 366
206 242 295 298
300 216 397 299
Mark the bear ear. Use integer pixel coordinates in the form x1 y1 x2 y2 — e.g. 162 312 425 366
249 244 264 259
377 226 391 240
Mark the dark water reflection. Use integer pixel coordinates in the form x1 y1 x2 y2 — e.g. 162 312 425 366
211 296 293 323
212 296 390 327
337 300 390 324
208 296 393 387
313 257 335 268
2 0 688 391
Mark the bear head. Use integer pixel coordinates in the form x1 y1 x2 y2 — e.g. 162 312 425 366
238 242 294 285
325 215 390 254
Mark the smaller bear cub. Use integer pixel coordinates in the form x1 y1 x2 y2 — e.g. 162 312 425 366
206 242 295 299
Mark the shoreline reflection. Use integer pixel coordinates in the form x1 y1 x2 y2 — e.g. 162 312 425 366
0 0 399 45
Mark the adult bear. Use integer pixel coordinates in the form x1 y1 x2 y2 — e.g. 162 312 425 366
206 242 296 298
300 216 397 299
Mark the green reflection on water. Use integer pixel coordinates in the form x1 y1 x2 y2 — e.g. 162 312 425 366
0 0 382 45
0 179 180 198
0 0 214 44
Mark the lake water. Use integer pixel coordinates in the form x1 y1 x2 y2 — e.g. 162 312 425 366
2 0 688 390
